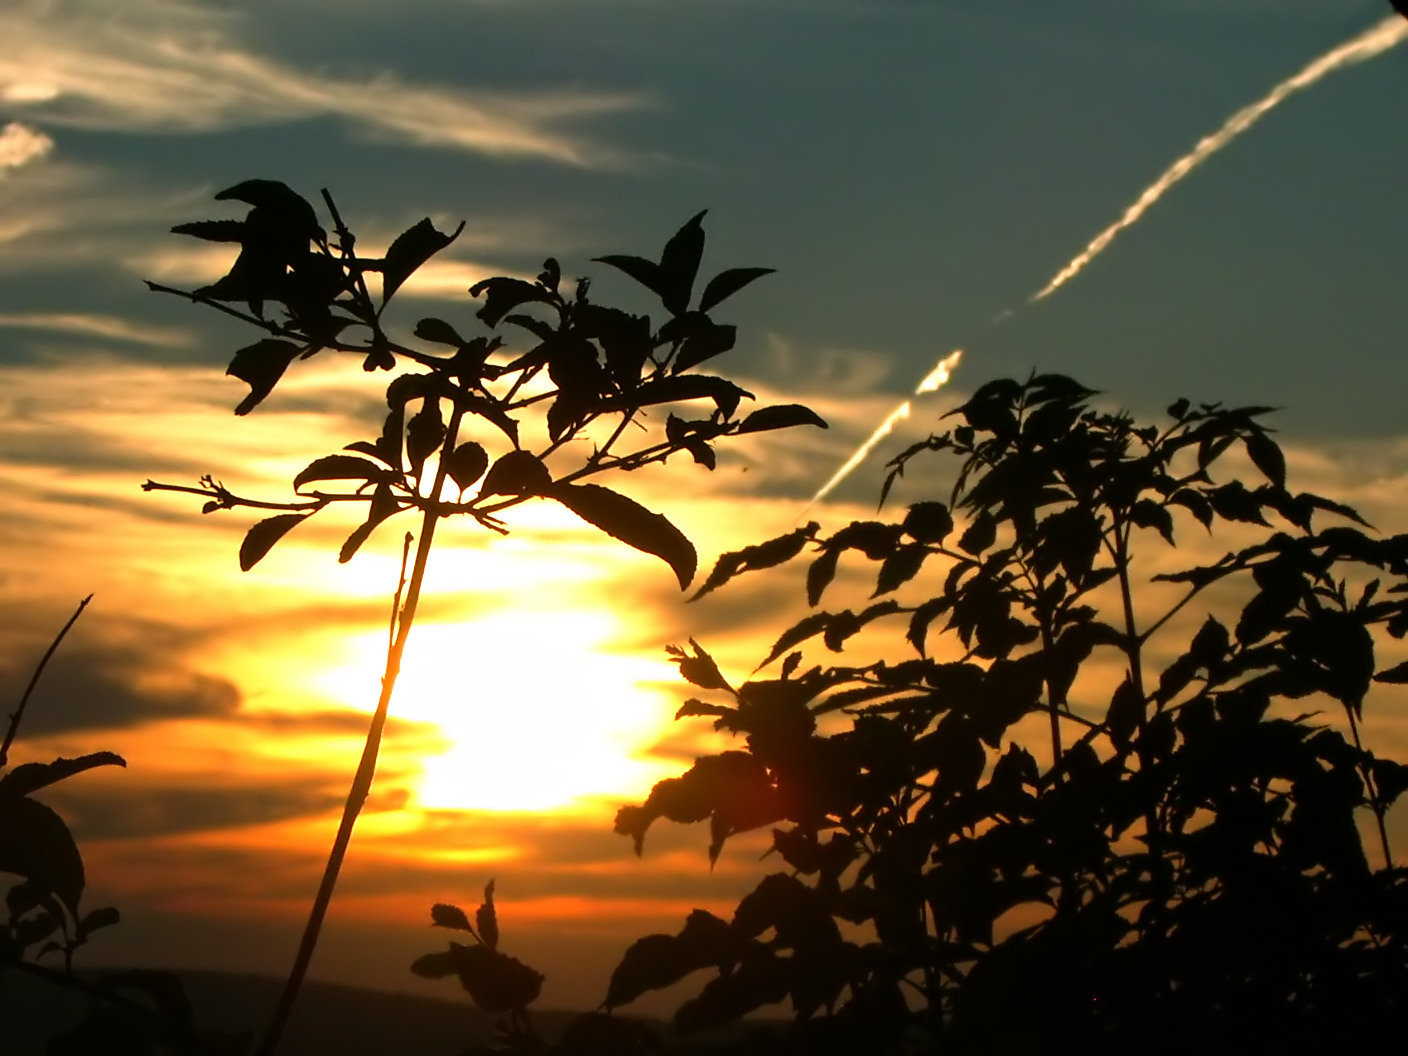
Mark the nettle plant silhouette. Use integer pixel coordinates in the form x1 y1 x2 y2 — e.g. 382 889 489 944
575 376 1408 1053
143 180 824 1055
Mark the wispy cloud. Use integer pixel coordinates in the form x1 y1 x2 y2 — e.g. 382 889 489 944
0 0 649 166
0 311 189 347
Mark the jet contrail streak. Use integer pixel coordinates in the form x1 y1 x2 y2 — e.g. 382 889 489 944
1030 16 1408 302
808 349 962 507
807 17 1406 511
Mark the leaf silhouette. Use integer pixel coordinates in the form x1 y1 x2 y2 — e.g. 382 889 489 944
0 796 86 915
480 450 551 498
443 441 490 491
603 910 732 1010
292 454 388 490
239 513 310 571
1244 430 1287 489
339 483 401 563
381 218 464 305
656 210 707 315
551 483 697 588
170 219 245 243
431 903 473 932
227 339 300 415
698 266 774 313
0 753 125 798
592 253 666 299
734 404 828 435
476 880 499 952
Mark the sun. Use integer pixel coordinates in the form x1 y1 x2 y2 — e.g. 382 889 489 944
313 608 682 814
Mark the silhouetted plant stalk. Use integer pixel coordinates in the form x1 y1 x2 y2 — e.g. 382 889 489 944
142 180 825 1055
0 594 91 768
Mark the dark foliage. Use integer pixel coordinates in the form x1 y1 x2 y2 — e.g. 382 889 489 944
421 376 1408 1054
600 375 1408 1052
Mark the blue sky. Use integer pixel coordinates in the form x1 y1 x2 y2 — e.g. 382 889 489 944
2 0 1407 1010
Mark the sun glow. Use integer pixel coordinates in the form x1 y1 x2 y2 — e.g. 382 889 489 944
314 610 683 814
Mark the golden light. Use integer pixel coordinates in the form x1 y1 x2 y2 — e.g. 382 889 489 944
314 609 682 815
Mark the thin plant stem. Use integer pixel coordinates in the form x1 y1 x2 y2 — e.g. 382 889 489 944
1345 707 1394 868
254 411 465 1056
1 595 92 768
388 532 413 655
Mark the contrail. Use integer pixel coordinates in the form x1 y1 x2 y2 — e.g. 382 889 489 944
1031 16 1408 302
808 16 1407 508
808 349 962 506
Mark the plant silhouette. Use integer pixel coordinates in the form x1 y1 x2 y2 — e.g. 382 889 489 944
596 376 1408 1052
1 599 249 1054
142 181 825 1055
406 375 1408 1054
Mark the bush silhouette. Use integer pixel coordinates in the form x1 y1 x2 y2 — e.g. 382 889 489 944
547 376 1407 1054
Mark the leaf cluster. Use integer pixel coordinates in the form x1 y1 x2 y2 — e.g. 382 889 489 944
595 375 1408 1051
147 185 826 586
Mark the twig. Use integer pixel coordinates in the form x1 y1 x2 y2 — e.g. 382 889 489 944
388 532 413 654
1 595 92 768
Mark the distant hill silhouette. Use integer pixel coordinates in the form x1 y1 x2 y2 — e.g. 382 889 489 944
0 969 494 1055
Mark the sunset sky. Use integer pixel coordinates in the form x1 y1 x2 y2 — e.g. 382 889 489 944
2 0 1407 1015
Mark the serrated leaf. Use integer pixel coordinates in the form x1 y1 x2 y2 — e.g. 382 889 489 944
759 612 831 669
239 513 310 571
733 404 828 435
431 903 474 932
675 699 735 721
806 548 840 607
698 267 774 314
292 454 387 491
874 544 927 596
382 218 464 304
551 483 697 589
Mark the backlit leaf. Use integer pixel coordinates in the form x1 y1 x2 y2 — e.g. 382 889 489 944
431 903 473 932
227 339 300 416
381 218 463 304
477 880 499 952
239 513 310 571
292 454 387 490
698 267 774 314
552 483 697 589
480 450 551 498
734 404 828 435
